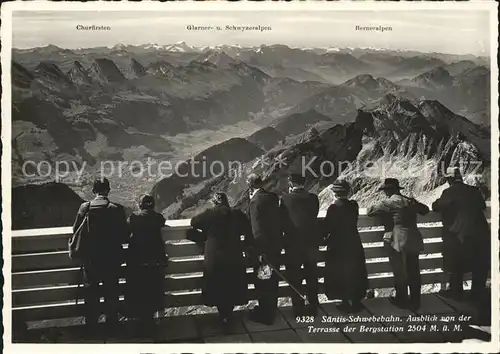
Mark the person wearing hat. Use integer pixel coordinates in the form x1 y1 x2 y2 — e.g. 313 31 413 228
432 167 490 302
72 177 129 336
280 173 320 316
323 179 368 313
190 192 254 326
367 178 429 309
245 173 282 325
126 194 168 334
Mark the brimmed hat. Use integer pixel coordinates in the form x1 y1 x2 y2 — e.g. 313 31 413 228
246 173 263 188
139 194 155 209
212 192 229 207
377 178 403 191
331 179 350 194
444 167 463 181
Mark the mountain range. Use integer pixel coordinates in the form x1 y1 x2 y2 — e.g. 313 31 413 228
11 43 491 228
151 95 490 219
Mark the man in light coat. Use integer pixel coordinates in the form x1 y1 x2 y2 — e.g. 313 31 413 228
73 177 129 336
367 178 429 310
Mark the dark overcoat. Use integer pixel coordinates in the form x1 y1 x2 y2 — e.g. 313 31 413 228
323 199 368 301
280 188 321 252
191 205 252 307
248 189 282 265
432 182 490 272
126 209 168 317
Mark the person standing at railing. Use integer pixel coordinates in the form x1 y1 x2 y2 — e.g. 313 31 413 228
432 167 490 303
280 173 321 316
72 177 129 337
323 179 368 313
367 178 429 310
246 173 282 325
125 194 168 335
190 192 255 327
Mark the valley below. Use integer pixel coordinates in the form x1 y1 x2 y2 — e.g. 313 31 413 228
10 43 491 229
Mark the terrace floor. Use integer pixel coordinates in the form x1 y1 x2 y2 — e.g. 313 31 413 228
18 291 491 344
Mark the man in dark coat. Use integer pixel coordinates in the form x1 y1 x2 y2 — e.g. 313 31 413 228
432 167 490 301
280 173 320 316
73 177 129 334
367 178 429 310
246 173 282 325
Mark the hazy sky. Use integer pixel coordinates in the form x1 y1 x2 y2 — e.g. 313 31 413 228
12 10 490 55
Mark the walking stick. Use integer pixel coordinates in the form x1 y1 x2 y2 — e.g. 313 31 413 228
75 264 84 306
261 255 309 305
260 254 332 313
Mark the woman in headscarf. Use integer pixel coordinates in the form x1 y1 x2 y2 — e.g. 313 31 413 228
126 194 168 330
190 192 254 325
323 179 368 313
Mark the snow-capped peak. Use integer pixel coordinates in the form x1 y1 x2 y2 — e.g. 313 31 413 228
113 43 127 50
164 41 196 53
142 43 163 50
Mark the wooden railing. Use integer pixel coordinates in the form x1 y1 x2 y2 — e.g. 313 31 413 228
11 204 491 325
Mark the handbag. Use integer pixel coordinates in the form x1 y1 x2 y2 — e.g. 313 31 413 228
383 231 393 244
256 263 273 280
68 203 91 261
